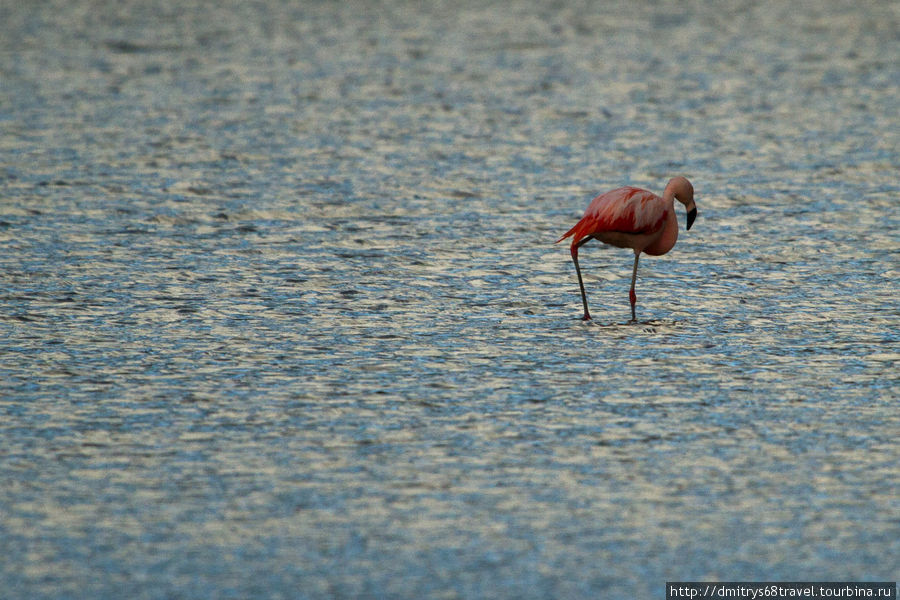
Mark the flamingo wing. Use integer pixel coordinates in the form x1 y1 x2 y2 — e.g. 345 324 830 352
556 187 667 246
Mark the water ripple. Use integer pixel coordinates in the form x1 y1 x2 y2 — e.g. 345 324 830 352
2 0 899 598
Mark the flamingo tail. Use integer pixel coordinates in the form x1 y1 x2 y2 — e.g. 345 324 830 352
556 217 591 246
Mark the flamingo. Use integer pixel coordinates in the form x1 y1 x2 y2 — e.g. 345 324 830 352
557 176 698 322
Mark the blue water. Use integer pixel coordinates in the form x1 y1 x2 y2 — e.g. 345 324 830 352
1 1 898 598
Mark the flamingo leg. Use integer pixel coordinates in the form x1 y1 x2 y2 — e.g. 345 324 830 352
629 252 640 321
572 237 593 321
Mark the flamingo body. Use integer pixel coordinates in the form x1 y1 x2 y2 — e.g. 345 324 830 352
557 187 666 245
557 177 697 321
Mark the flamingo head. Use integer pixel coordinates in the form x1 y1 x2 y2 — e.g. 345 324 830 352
668 176 697 231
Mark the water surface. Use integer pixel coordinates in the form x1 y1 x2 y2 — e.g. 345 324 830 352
1 1 898 598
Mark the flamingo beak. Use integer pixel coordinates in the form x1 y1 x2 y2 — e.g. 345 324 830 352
686 206 697 230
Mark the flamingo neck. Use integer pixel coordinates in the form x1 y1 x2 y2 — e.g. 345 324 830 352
643 199 678 256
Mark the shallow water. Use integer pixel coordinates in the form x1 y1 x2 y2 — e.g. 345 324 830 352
1 1 898 598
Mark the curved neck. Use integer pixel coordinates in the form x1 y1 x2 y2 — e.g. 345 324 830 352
643 207 678 256
664 176 693 207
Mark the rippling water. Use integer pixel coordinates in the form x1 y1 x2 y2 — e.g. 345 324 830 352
2 1 898 598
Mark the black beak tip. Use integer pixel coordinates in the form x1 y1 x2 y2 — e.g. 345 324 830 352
687 207 698 230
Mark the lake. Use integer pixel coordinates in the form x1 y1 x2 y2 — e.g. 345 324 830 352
1 1 898 598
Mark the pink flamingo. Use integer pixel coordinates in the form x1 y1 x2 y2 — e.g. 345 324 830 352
557 176 698 321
